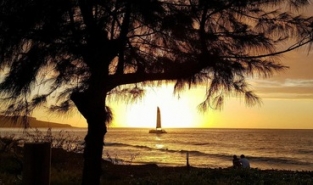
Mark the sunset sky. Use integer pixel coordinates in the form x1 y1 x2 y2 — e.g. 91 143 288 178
32 4 313 129
34 45 313 129
106 46 313 129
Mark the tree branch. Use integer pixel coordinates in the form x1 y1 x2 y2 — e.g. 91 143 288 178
224 37 313 59
107 60 201 90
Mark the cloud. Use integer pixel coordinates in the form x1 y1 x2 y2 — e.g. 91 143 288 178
250 78 313 88
248 78 313 99
249 79 281 88
283 79 313 87
258 92 313 99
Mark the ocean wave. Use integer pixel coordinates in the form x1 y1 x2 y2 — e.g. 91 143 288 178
105 142 155 150
296 148 313 154
104 142 132 147
249 156 312 166
104 142 208 155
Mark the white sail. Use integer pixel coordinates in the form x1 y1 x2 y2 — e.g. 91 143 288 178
156 106 161 129
149 106 166 133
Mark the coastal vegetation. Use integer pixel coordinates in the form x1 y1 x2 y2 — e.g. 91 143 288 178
1 136 313 185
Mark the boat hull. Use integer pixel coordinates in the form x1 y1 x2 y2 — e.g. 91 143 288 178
149 129 167 134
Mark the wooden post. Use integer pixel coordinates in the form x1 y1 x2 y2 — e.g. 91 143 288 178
23 142 51 185
186 151 190 168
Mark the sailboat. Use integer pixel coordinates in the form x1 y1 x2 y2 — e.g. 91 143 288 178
149 106 167 134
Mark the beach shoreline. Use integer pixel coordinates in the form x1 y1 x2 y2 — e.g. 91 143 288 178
1 145 313 185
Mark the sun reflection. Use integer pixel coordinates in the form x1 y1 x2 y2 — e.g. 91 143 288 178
155 144 164 149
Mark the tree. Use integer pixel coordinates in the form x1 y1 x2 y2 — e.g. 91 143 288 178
0 0 312 184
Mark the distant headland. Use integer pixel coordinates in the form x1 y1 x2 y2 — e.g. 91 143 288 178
0 115 73 128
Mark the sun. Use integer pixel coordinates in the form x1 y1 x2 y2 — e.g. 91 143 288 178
110 85 214 128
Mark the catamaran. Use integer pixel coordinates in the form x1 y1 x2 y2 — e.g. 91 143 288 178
149 106 167 134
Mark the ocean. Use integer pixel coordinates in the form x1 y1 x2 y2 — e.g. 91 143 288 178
1 128 313 171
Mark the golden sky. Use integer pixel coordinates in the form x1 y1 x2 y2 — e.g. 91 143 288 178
33 5 313 129
34 46 313 129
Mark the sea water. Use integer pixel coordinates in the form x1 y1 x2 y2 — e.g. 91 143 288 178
1 128 312 171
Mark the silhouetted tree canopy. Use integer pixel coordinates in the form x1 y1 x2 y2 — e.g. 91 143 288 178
0 0 312 115
0 0 312 184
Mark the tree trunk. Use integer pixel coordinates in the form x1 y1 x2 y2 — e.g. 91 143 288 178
69 10 114 182
82 117 106 185
71 91 107 185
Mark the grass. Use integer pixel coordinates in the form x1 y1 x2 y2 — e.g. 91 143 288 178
1 136 313 185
